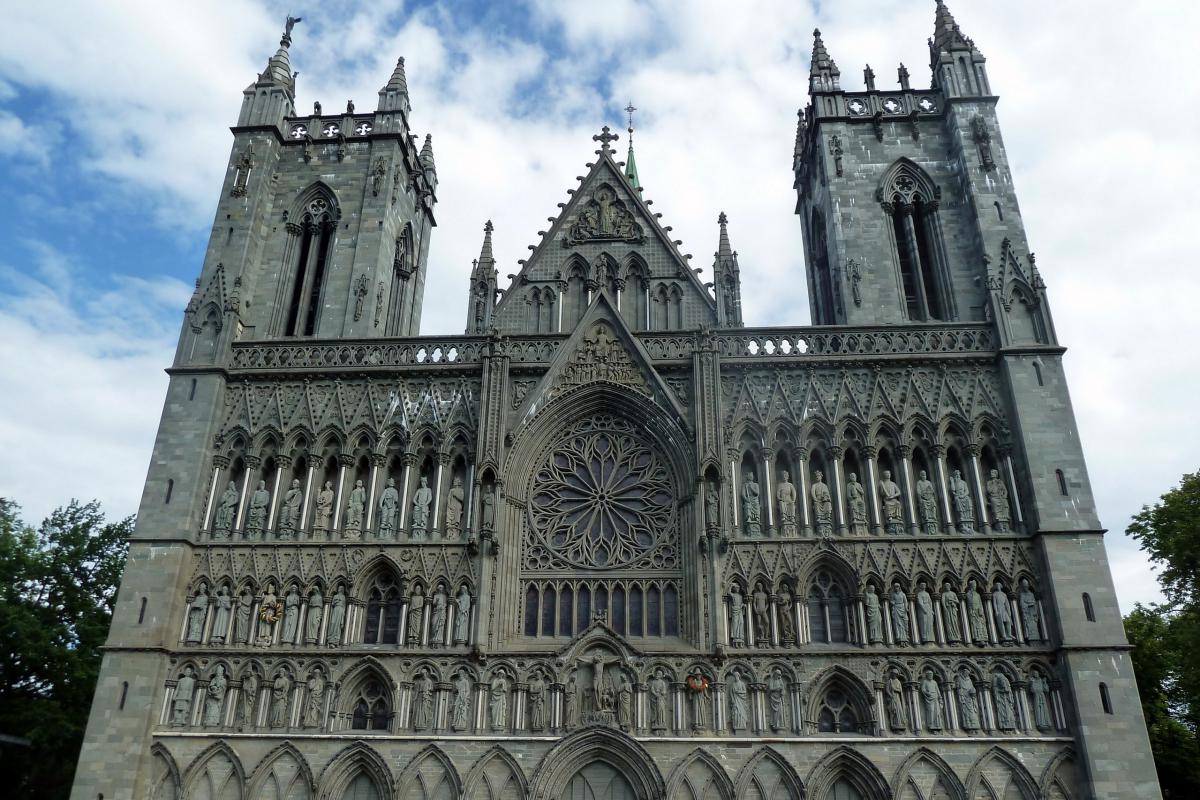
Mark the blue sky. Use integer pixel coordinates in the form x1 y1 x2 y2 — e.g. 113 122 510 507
1 0 1197 613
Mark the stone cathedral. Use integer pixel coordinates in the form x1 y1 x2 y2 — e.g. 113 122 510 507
72 5 1161 800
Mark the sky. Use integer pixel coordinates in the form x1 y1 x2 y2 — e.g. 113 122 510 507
0 0 1197 614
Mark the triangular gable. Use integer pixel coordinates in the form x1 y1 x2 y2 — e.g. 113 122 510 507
511 291 689 425
492 147 716 331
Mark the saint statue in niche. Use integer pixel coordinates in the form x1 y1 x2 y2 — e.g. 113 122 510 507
811 470 833 536
776 471 797 536
916 470 940 534
741 471 761 537
846 472 868 535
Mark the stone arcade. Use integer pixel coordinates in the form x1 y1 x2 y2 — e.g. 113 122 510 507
72 5 1161 800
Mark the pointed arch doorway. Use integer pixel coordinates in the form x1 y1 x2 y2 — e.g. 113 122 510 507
562 761 637 800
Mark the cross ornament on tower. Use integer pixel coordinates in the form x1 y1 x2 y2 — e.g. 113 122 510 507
593 126 619 154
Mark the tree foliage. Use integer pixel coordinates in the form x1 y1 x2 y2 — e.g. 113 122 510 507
0 497 131 800
1126 471 1200 797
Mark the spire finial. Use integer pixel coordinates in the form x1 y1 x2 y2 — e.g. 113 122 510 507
809 27 840 91
593 125 619 154
625 102 637 144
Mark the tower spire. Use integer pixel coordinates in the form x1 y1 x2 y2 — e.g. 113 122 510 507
624 102 641 189
713 212 742 326
809 28 841 92
378 56 411 115
237 16 300 127
466 220 498 334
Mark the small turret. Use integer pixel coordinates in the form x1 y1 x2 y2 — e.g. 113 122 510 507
237 16 300 128
466 221 498 333
928 0 990 97
809 29 841 93
378 57 411 116
712 212 743 327
420 133 438 193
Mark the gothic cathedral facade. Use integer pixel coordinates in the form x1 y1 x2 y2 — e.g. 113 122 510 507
72 5 1161 800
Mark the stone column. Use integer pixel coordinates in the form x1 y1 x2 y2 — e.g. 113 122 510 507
397 452 416 531
331 454 352 532
432 453 449 537
299 452 319 534
899 445 921 535
728 452 740 532
865 446 883 536
202 456 229 534
762 449 776 535
906 679 922 732
236 455 259 537
933 445 955 535
830 446 848 536
365 453 384 532
797 446 813 537
855 594 868 645
266 454 289 534
1003 451 1024 530
899 204 932 319
968 445 991 534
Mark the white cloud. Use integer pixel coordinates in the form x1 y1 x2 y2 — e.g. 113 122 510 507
0 0 1196 611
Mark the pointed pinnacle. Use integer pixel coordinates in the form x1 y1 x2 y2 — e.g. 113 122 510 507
715 212 735 263
477 220 495 264
809 28 839 78
385 57 409 92
933 0 974 52
420 134 436 171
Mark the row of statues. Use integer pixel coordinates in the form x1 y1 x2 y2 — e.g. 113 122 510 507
884 665 1054 733
211 473 497 540
184 581 475 649
725 577 1042 647
171 664 327 731
725 464 1013 537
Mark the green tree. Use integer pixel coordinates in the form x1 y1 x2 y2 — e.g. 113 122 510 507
0 498 131 800
1126 471 1200 797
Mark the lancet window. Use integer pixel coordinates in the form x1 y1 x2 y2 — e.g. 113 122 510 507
881 161 950 322
385 225 415 334
283 194 337 336
807 569 851 643
363 575 404 645
349 680 391 731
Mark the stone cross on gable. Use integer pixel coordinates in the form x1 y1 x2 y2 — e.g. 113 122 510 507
593 126 619 153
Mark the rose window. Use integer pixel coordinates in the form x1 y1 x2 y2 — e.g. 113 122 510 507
526 415 676 571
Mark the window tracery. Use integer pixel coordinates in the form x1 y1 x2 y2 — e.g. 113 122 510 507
349 680 391 731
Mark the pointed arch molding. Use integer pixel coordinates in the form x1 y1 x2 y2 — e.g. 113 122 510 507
463 745 530 800
316 741 395 800
527 727 665 800
182 740 247 799
665 748 734 800
806 746 891 800
964 747 1039 800
247 742 315 800
289 180 342 221
396 743 464 800
875 157 940 206
733 747 806 799
892 747 966 800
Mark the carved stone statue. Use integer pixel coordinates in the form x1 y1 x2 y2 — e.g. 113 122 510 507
890 582 911 644
344 479 365 535
777 587 795 644
986 468 1011 532
741 471 761 537
686 668 708 731
257 582 280 646
649 668 668 732
879 470 903 535
240 669 260 730
846 472 868 536
885 668 906 731
1030 668 1052 730
704 482 720 530
445 476 465 538
303 668 325 729
305 587 323 643
210 584 231 644
940 582 962 643
957 668 979 730
269 670 291 728
966 579 988 644
920 669 943 731
777 471 797 536
413 669 434 730
481 485 496 530
246 480 270 535
617 673 633 731
752 582 771 645
279 479 303 536
565 672 580 730
453 584 472 644
488 674 508 730
407 591 424 644
411 476 433 538
326 585 346 645
950 469 975 534
768 668 787 732
1018 577 1042 642
811 470 833 536
915 581 935 643
234 586 253 644
452 671 471 731
378 478 399 538
992 583 1016 643
729 584 746 647
186 582 209 643
992 671 1016 730
282 584 301 644
728 669 749 732
528 673 546 731
865 584 884 644
430 585 448 646
314 481 334 532
173 666 196 726
213 481 239 536
916 470 940 535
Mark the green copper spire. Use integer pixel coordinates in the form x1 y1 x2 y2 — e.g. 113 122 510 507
624 102 641 189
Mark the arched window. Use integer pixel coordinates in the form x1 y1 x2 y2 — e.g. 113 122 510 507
881 161 949 321
283 194 337 336
815 687 860 734
349 680 391 731
525 586 539 637
1100 682 1113 714
363 575 403 645
386 226 414 335
808 569 849 643
1083 592 1096 622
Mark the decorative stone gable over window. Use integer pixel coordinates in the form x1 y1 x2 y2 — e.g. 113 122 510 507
550 323 649 400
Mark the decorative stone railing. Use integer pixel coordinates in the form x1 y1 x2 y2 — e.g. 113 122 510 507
228 323 995 372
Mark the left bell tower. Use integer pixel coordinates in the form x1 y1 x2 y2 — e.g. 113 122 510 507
69 19 439 800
